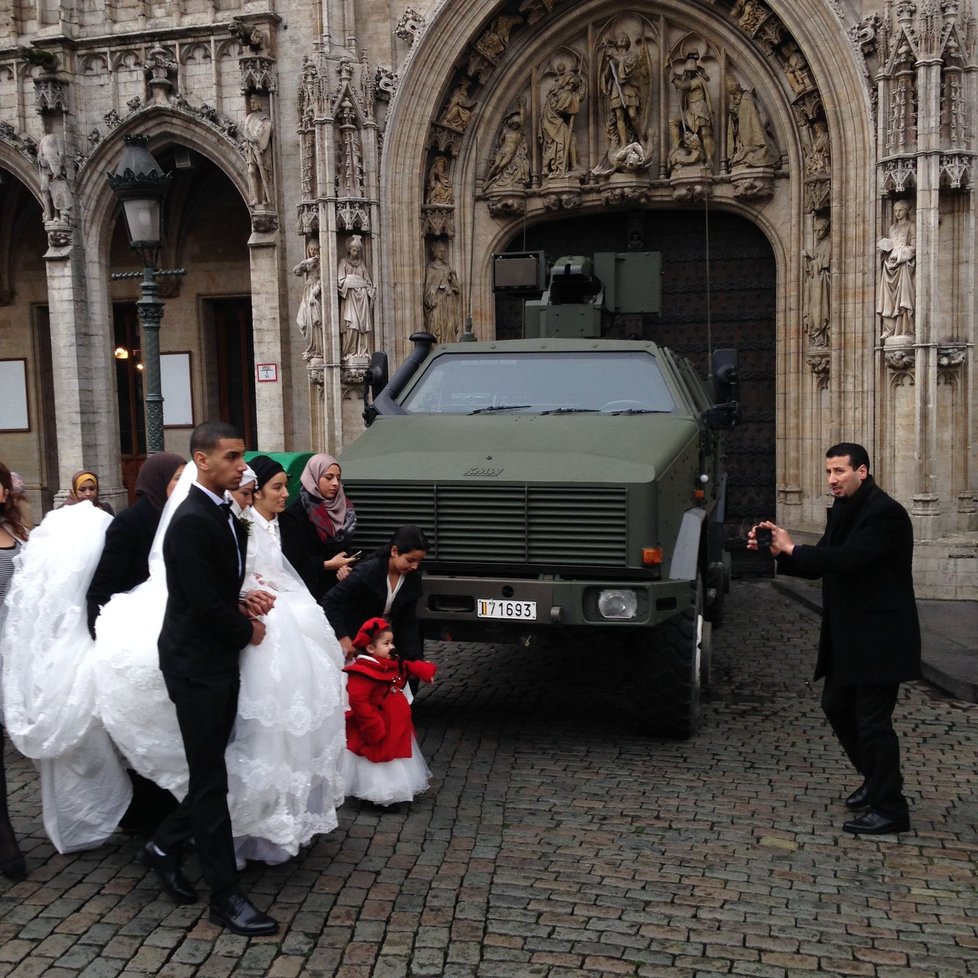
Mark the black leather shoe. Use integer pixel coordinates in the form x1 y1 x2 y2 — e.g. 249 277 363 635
845 782 871 811
210 892 279 937
138 842 197 904
843 811 911 835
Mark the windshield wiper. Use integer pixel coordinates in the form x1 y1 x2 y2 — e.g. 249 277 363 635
539 408 600 415
606 408 669 415
469 404 532 415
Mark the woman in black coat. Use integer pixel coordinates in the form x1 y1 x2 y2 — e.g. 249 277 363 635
280 454 358 601
86 453 186 638
322 525 428 661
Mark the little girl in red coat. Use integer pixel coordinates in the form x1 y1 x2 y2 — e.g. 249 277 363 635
341 617 437 807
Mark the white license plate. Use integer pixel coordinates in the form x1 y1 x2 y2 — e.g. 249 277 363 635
477 599 537 620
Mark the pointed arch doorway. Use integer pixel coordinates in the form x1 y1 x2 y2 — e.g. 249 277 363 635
495 208 776 572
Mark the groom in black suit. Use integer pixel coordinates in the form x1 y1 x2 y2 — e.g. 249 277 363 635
139 421 278 936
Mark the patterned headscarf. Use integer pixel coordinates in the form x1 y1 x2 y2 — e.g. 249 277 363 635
298 453 356 545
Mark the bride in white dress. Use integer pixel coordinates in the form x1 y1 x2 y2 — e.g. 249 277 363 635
4 457 346 861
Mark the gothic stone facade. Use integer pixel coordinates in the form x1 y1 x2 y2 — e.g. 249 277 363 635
0 0 975 599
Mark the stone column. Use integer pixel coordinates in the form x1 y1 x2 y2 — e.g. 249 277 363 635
248 230 287 449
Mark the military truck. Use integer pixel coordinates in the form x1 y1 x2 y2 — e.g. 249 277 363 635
339 252 739 738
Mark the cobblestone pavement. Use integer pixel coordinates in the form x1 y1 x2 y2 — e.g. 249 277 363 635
1 580 976 977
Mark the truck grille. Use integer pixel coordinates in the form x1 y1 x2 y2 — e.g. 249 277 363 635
347 483 628 566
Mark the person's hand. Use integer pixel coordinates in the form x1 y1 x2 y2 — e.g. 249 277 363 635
250 620 267 645
241 589 276 617
336 563 353 582
748 521 795 556
324 552 359 574
339 636 354 659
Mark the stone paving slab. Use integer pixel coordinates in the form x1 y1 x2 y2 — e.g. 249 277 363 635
1 580 976 977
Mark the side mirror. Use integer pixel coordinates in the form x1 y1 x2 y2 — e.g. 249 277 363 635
706 348 741 429
362 352 389 427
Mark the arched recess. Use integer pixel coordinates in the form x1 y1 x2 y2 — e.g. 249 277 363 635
381 0 876 529
74 110 259 471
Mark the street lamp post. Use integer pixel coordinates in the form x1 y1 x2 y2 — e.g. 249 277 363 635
107 135 184 455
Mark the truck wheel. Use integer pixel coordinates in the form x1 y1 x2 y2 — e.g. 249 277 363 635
635 580 703 739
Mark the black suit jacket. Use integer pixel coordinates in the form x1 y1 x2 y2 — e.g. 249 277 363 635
321 553 424 660
86 495 159 638
157 485 252 679
776 477 921 685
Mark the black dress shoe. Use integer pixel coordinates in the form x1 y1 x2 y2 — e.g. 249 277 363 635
843 811 911 835
845 782 871 811
209 892 279 937
0 851 27 881
138 842 198 904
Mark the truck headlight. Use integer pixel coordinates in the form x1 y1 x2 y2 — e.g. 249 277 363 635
597 589 638 620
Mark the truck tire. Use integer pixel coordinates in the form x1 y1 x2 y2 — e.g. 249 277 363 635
635 580 703 739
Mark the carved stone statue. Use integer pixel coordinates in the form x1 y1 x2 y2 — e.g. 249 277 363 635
877 200 916 340
803 217 831 348
441 78 477 131
37 132 71 223
805 120 830 175
293 238 323 360
337 235 375 358
541 61 585 177
726 79 777 167
243 95 273 206
425 155 454 206
667 117 705 171
484 103 529 191
672 55 715 167
423 239 461 343
600 33 650 153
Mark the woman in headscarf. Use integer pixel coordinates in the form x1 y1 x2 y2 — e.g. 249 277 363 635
83 452 185 837
66 470 115 515
86 453 185 639
279 454 358 601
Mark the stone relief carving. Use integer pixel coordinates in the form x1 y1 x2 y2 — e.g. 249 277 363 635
338 235 375 360
805 120 830 176
597 31 654 172
877 199 916 340
293 238 323 361
395 8 426 45
886 41 917 155
440 78 477 132
34 78 68 114
38 132 72 224
802 217 831 348
244 94 274 207
484 100 529 193
806 352 830 388
667 117 706 172
475 15 524 62
731 0 770 36
541 59 585 178
144 44 178 105
726 78 778 168
423 239 461 343
671 53 715 168
336 96 365 198
425 155 454 206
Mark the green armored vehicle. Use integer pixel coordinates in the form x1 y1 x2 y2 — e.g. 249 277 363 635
340 253 739 738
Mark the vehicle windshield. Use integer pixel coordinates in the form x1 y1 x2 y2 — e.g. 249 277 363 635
399 351 679 415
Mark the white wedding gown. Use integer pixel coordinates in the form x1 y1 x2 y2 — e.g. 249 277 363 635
1 502 133 854
3 464 346 861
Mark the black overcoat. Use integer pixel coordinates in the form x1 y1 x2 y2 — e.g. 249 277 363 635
776 477 921 685
321 552 424 661
157 485 251 678
278 498 349 601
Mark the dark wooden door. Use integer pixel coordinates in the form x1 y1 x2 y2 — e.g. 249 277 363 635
211 298 257 448
497 209 776 575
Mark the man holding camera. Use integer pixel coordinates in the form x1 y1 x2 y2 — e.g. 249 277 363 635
751 442 920 835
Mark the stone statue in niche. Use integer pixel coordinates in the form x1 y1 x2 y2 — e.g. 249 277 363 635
484 102 529 191
475 15 523 60
600 33 651 156
244 95 273 206
423 239 462 343
337 235 375 359
805 120 830 175
38 132 71 223
726 79 778 167
293 238 323 360
672 55 715 167
802 217 831 348
441 78 477 131
541 60 585 178
666 118 705 171
877 200 916 340
426 155 454 206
